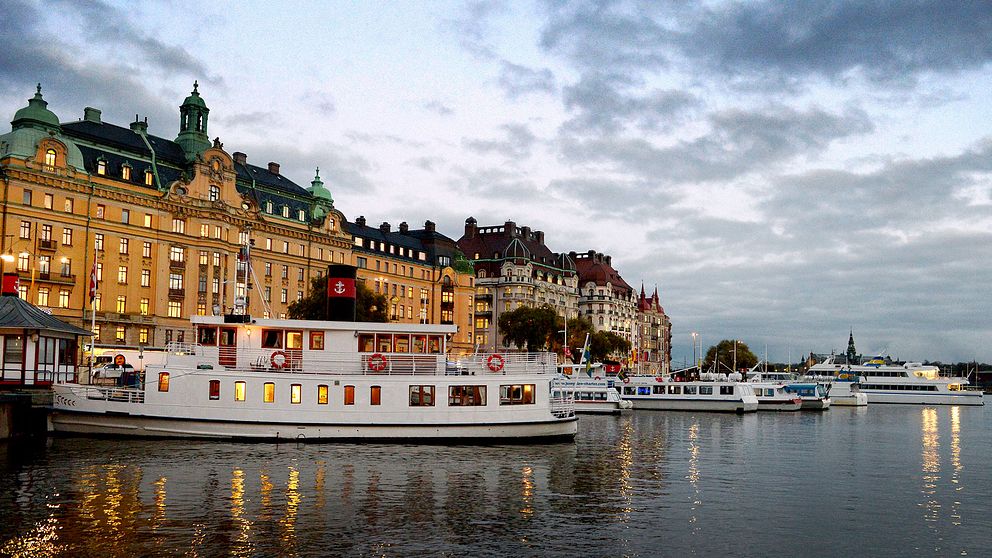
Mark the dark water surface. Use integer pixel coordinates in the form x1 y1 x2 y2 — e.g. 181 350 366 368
1 406 989 557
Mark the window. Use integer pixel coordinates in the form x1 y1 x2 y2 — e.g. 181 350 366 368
234 381 246 402
266 201 273 214
172 218 185 234
119 238 129 254
45 149 56 167
291 384 302 404
116 295 126 313
44 193 53 210
58 290 70 308
213 252 220 267
209 184 220 201
121 208 129 224
93 294 101 311
298 209 306 221
199 251 209 266
62 227 72 246
209 380 220 400
141 270 150 287
121 164 131 181
143 214 152 228
500 384 535 405
699 386 714 395
310 332 324 350
261 330 282 349
720 386 735 396
145 170 154 186
297 267 304 281
169 273 183 290
265 238 272 250
370 386 382 406
142 242 152 258
158 372 170 392
94 233 104 251
264 382 275 403
97 160 106 175
19 221 30 239
317 385 328 405
280 289 287 303
138 327 148 344
22 191 31 206
117 266 128 283
409 385 435 406
264 262 272 276
40 224 52 242
168 301 181 317
344 385 355 405
115 326 125 342
449 386 486 406
170 246 185 263
64 198 73 213
213 226 221 239
96 204 105 218
200 224 209 237
36 287 50 306
282 241 289 254
282 206 289 218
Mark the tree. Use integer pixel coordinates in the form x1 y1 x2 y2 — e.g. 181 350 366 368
702 340 758 373
590 330 632 363
561 317 595 363
498 305 559 351
288 275 387 322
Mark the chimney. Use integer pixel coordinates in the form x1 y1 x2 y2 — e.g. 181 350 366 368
504 221 516 237
379 222 391 233
535 231 544 244
521 226 531 239
83 107 102 124
355 216 366 227
568 251 577 260
464 217 477 238
399 222 409 233
233 152 247 165
129 115 147 133
424 220 436 233
267 162 280 175
605 255 612 266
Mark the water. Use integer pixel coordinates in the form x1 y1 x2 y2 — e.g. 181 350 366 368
1 406 989 557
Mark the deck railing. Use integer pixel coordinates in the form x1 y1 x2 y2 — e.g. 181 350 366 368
74 385 146 403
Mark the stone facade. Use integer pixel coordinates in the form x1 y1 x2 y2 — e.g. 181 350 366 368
570 251 637 345
636 285 672 374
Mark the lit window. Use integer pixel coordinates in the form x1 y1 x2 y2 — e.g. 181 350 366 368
282 206 289 218
97 160 106 175
93 294 102 311
264 382 275 403
115 326 125 342
118 266 127 283
168 301 181 317
145 170 154 186
199 251 208 266
209 184 220 201
141 270 150 287
62 227 72 246
282 241 289 254
58 290 70 308
200 224 209 237
370 386 381 406
172 218 185 234
317 385 328 404
409 385 435 406
449 385 487 406
212 252 220 267
266 201 273 213
298 209 306 221
116 295 126 313
170 246 185 263
138 327 148 344
213 226 221 239
209 380 220 400
36 287 50 306
143 242 152 258
158 372 170 392
44 149 56 167
94 233 104 251
234 381 246 402
265 238 272 250
122 165 131 180
499 384 536 405
344 385 355 405
169 273 183 290
119 238 129 254
19 221 30 239
143 214 152 227
44 193 53 209
64 198 73 213
291 384 302 404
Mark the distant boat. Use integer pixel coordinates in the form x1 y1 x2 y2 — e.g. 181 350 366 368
808 356 983 406
618 371 758 413
555 366 632 414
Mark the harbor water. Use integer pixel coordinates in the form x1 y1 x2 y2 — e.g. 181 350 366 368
1 406 989 557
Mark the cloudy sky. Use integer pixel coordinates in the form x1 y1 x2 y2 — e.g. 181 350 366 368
3 0 991 364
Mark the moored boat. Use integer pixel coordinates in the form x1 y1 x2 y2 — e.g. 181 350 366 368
51 315 577 442
555 366 632 414
783 383 831 410
808 356 983 406
618 372 758 413
748 382 802 411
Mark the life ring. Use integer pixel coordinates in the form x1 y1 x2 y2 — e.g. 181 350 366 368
655 376 664 383
623 377 631 384
270 351 288 369
594 376 601 380
368 353 388 372
838 373 850 380
487 353 505 372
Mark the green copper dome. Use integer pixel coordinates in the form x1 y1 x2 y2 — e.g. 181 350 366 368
182 80 208 108
12 84 60 130
309 167 333 201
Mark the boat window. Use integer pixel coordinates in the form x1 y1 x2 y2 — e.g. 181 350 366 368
261 330 282 349
623 387 636 395
699 386 713 395
197 327 217 346
376 334 393 353
948 384 960 391
394 335 410 353
157 372 170 392
286 331 303 350
412 335 427 353
290 384 302 404
637 387 651 395
357 334 374 352
209 379 220 400
428 336 443 354
370 385 382 405
653 386 664 394
667 385 682 395
409 385 435 406
765 389 775 397
234 381 246 402
219 328 237 347
500 384 535 405
684 385 697 395
317 385 329 404
449 385 486 406
310 332 325 351
752 387 761 396
720 386 734 396
344 385 355 405
263 382 275 403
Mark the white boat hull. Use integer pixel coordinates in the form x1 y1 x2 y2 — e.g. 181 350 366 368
864 391 984 406
573 401 626 414
756 399 802 412
626 397 757 413
830 392 868 406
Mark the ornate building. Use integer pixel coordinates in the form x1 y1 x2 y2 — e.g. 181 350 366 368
636 285 672 374
343 217 476 353
570 250 637 345
457 218 577 351
0 84 349 349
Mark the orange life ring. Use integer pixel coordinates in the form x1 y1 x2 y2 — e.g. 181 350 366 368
487 353 505 372
368 353 388 372
270 351 288 369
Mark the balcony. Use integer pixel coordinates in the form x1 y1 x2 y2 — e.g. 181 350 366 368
168 288 185 299
169 259 186 270
37 239 57 251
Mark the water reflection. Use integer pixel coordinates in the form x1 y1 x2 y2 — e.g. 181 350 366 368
920 407 941 526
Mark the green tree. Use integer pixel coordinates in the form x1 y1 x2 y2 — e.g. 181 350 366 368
561 317 595 363
703 339 758 373
498 304 559 351
590 330 632 363
288 275 387 322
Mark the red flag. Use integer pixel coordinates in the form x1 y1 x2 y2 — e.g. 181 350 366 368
326 277 355 298
89 259 98 302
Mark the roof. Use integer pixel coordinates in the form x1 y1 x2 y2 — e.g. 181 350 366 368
62 120 188 164
0 296 94 336
572 251 633 294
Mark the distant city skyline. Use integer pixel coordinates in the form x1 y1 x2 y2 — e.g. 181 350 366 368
2 0 990 363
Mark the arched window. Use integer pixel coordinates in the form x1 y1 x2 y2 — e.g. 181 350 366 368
96 159 106 175
44 149 57 167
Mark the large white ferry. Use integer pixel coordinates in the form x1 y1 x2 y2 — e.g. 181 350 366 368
808 356 983 406
618 372 758 413
51 315 578 441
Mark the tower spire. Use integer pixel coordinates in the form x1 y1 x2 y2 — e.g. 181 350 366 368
175 81 210 161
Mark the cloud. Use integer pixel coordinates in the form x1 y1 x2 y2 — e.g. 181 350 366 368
463 123 537 159
561 71 699 134
442 0 507 60
497 61 557 99
547 176 677 221
422 100 454 116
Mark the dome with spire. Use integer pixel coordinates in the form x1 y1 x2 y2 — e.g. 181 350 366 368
12 84 61 129
1 84 84 169
308 167 333 201
181 80 208 109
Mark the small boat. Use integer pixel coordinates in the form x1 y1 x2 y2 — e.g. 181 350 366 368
618 371 758 413
783 383 831 410
748 382 802 411
555 365 632 414
51 315 578 442
808 355 983 406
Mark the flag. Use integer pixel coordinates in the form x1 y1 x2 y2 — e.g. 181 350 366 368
579 333 592 377
88 257 98 303
564 346 572 359
617 368 628 382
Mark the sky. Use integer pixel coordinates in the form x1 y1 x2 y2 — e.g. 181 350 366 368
2 0 991 364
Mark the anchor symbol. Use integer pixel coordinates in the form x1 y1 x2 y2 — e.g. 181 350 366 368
334 281 346 294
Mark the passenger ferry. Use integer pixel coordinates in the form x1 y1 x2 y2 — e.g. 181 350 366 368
750 369 867 407
51 315 578 442
783 383 831 410
808 356 983 406
555 365 632 414
618 372 758 413
748 382 802 411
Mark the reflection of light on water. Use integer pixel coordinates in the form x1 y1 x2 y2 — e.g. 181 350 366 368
615 419 635 518
280 468 300 549
103 465 125 548
314 461 326 511
0 507 66 557
920 408 941 525
153 477 167 526
950 407 962 527
230 469 254 557
520 466 534 516
687 422 701 532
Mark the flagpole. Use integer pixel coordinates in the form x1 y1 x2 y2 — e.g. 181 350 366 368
89 250 96 377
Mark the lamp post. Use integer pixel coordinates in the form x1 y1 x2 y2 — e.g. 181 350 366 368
691 332 698 370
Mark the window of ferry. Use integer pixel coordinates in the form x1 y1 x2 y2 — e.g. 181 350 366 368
412 335 427 354
286 331 303 350
394 336 410 353
449 386 486 406
637 386 651 395
261 329 282 349
622 386 636 396
376 334 393 353
667 385 681 395
357 334 374 353
263 382 275 403
499 384 535 405
158 372 170 392
428 336 442 354
344 385 355 405
198 327 217 346
699 386 713 395
234 381 246 402
209 380 220 400
652 386 665 395
317 385 328 404
291 384 302 404
720 386 734 396
409 385 435 406
370 386 381 406
684 385 697 395
309 332 325 350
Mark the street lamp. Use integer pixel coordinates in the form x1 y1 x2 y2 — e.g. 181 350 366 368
691 332 698 369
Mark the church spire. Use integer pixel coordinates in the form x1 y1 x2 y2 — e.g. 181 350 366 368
175 81 210 161
846 329 858 364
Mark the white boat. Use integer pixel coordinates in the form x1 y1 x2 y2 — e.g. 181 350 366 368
618 372 758 413
808 356 983 406
51 315 578 442
782 382 831 410
748 381 802 411
555 365 632 414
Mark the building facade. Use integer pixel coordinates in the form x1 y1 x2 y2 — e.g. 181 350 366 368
457 218 578 351
636 285 672 375
570 250 637 346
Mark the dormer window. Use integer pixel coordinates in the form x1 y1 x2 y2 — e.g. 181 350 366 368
282 205 289 218
144 169 153 186
209 184 220 202
298 209 306 221
121 163 131 180
266 201 273 214
44 149 57 168
96 159 107 175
